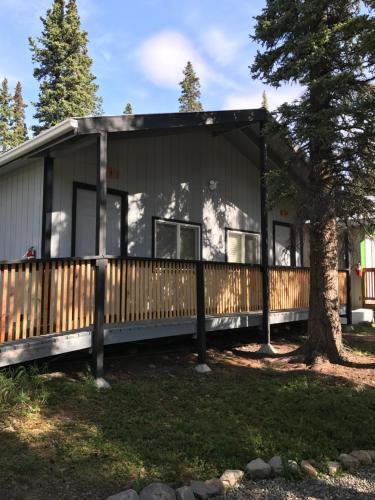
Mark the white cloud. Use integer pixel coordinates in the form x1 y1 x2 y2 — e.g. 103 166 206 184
201 27 243 66
224 85 303 111
137 30 209 89
136 30 241 92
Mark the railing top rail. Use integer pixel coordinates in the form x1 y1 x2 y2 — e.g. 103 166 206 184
0 253 350 273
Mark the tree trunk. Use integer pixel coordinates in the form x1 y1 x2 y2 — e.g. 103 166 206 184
304 216 343 363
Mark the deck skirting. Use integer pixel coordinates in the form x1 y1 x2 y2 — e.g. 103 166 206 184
0 309 317 368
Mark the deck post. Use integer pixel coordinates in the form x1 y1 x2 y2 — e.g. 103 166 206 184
344 228 353 326
41 156 54 259
92 131 110 389
195 260 211 372
259 120 275 354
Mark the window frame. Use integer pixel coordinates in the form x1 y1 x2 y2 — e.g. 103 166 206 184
272 221 297 267
152 217 202 261
225 228 261 264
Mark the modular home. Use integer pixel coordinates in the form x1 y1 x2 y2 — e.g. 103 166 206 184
0 109 354 369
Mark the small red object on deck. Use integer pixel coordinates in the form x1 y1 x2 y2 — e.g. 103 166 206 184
26 246 36 260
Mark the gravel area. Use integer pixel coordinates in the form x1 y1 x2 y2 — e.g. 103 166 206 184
219 466 375 499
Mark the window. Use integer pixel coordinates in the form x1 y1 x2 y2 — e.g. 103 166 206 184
154 219 200 260
273 222 296 267
226 229 260 264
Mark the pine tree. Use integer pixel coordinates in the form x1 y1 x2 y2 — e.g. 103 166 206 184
10 82 28 147
261 90 269 110
178 61 203 112
123 103 133 114
29 0 100 134
252 1 375 363
0 78 13 152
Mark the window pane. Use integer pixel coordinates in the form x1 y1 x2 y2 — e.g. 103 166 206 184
274 225 292 266
180 226 198 260
228 232 243 263
155 222 177 259
245 234 260 264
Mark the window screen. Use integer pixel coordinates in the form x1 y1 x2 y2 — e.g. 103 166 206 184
154 220 200 260
227 230 260 264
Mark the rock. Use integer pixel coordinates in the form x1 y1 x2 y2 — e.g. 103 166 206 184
205 478 225 496
220 470 244 489
190 480 210 499
268 456 283 475
287 460 301 475
339 453 360 470
246 458 272 479
350 450 372 465
139 483 176 500
300 460 318 478
106 490 139 500
366 450 375 461
95 377 111 390
194 364 212 374
327 461 341 476
175 486 194 500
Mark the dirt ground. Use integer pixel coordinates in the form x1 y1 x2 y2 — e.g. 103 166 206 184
95 326 375 388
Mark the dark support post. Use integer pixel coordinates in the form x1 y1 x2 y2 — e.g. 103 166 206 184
41 156 54 259
260 121 271 347
344 229 353 326
196 260 210 371
92 131 109 387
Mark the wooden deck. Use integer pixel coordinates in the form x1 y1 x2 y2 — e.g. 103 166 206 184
0 256 349 367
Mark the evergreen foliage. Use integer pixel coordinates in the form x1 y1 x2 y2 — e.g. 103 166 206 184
178 61 203 112
123 103 133 114
0 78 13 152
252 1 375 361
29 0 101 135
10 82 28 147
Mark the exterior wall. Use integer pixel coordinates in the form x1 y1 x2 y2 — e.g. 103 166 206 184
51 130 297 263
0 160 44 260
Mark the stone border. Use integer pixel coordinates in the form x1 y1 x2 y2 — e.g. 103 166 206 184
105 449 375 499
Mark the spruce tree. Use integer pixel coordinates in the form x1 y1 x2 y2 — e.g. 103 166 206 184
29 0 100 134
0 78 13 152
252 1 375 362
178 61 203 112
10 82 28 147
261 90 269 110
123 103 133 114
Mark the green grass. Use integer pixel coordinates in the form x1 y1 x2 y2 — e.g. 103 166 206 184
0 353 375 500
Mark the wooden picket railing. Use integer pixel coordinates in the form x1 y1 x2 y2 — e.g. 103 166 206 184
123 259 197 321
270 267 310 310
0 259 95 343
0 257 349 345
205 263 262 314
363 268 375 307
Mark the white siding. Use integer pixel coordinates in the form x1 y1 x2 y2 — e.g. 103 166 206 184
0 160 43 260
52 130 297 263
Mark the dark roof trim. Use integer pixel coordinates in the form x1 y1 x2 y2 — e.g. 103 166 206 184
77 109 267 135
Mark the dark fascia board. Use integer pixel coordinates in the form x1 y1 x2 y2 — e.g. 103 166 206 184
77 109 267 135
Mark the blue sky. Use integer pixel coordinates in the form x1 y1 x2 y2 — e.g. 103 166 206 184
0 0 300 128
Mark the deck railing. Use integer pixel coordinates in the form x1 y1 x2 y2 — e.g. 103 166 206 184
363 268 375 307
0 257 348 344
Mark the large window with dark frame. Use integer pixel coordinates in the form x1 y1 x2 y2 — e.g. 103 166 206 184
226 229 260 264
154 219 200 260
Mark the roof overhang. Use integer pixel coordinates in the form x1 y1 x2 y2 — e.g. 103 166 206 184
0 118 79 169
0 109 307 187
